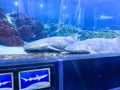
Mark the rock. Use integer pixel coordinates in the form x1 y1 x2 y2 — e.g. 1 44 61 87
0 19 24 46
0 7 46 46
9 12 46 42
10 13 31 27
0 7 24 46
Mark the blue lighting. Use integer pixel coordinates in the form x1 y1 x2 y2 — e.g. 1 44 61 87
62 6 66 10
14 1 18 6
40 4 43 8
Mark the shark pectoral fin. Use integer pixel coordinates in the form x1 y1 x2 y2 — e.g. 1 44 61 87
47 46 62 51
89 50 97 54
86 46 97 54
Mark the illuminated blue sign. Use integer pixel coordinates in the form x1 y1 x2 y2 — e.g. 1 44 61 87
0 73 13 90
19 68 50 90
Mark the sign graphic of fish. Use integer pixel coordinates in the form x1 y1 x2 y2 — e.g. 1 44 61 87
0 73 13 90
19 68 50 90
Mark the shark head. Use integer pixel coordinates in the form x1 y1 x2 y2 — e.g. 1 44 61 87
23 41 48 50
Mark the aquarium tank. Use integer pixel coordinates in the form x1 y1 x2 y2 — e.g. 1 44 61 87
0 0 120 54
1 1 120 90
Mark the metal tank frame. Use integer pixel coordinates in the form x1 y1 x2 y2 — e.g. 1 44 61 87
0 52 120 90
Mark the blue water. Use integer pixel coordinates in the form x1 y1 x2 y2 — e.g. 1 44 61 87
0 0 120 30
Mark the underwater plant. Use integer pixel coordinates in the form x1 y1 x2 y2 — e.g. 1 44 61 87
78 29 120 40
44 23 120 40
44 23 80 37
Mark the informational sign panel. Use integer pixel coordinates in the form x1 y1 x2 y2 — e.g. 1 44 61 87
0 73 13 90
19 68 51 90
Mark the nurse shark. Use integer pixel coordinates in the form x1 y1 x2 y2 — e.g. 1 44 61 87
65 36 120 54
24 34 78 52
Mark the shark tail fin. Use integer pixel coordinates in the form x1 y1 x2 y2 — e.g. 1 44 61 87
70 33 79 41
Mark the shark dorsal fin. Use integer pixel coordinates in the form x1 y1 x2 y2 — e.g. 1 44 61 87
69 33 79 41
